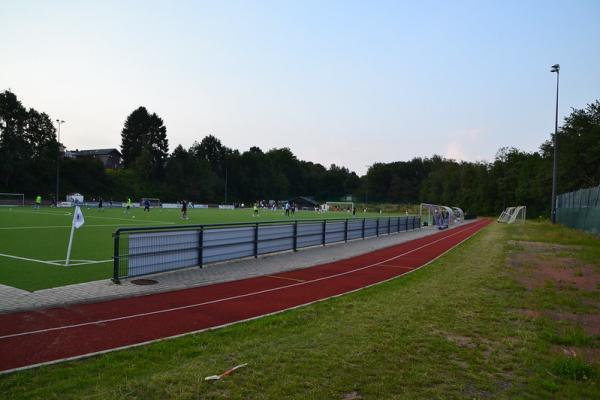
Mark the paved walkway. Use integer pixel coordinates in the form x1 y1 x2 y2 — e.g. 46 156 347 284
0 223 475 314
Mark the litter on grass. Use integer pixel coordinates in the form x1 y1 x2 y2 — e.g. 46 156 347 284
204 363 248 381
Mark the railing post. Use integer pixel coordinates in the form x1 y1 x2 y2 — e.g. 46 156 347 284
322 220 326 246
293 220 298 251
362 218 366 239
387 217 391 234
397 216 400 232
376 218 379 237
254 223 259 258
112 231 120 284
344 219 348 242
198 227 204 268
405 216 409 231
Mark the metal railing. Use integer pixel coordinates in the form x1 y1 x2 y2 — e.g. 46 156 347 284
112 215 421 283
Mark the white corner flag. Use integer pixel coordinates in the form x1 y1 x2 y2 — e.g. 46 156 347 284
66 206 85 266
73 206 85 229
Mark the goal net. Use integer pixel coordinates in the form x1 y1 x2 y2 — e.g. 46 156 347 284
324 201 355 213
0 193 25 207
140 198 161 207
497 206 526 224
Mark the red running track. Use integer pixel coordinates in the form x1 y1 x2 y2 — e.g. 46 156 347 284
0 219 490 373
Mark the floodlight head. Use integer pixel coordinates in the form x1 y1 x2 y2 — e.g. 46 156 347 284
550 64 560 73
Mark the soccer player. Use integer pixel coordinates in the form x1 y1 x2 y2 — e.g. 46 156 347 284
34 195 42 209
125 197 132 214
143 199 150 212
98 198 104 212
253 203 259 217
181 200 188 219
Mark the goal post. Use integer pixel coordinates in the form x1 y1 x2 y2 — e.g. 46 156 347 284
324 201 355 213
0 193 25 206
497 206 526 223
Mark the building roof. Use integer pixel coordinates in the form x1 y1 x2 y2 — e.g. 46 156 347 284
290 196 320 206
70 148 122 156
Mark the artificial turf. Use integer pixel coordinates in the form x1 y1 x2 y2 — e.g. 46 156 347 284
0 206 402 291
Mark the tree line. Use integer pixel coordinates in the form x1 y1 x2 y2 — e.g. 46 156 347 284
1 89 598 216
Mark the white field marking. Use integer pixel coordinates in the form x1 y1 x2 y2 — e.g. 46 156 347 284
48 259 112 266
0 253 111 267
0 220 487 341
377 264 413 269
0 220 488 375
0 253 62 266
3 209 176 225
0 224 157 230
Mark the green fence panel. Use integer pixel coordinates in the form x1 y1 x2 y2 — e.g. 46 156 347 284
556 185 600 235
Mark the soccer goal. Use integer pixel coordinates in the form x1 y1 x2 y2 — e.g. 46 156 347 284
497 206 526 224
140 198 161 208
324 201 355 213
0 193 25 207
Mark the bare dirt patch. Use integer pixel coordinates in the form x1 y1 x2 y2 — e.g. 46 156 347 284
547 311 600 336
508 241 600 337
508 241 600 292
552 345 600 364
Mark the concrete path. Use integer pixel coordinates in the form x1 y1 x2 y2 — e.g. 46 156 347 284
0 222 476 314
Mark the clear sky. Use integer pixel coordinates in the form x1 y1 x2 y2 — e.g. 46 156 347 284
1 0 599 175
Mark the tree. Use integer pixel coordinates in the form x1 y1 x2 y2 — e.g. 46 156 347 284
120 107 168 179
190 135 227 175
0 90 28 188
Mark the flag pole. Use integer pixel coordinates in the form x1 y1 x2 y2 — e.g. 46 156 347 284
65 223 76 266
66 205 85 266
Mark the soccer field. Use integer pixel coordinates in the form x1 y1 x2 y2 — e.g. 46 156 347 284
0 206 402 291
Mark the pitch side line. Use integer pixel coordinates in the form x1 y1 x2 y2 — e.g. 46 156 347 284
0 221 486 341
0 223 158 230
0 253 112 267
4 209 176 225
0 253 62 266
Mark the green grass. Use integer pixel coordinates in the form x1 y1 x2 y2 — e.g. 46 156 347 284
0 206 402 291
2 221 599 398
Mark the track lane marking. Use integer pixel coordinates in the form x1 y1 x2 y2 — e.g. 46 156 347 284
0 220 487 340
266 275 306 283
377 264 413 269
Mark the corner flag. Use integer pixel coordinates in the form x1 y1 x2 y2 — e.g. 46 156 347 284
73 206 85 229
66 206 85 266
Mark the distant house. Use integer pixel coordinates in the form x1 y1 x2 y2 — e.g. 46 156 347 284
65 148 122 169
289 196 320 209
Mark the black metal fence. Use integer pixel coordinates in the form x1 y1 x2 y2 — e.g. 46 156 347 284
112 215 421 283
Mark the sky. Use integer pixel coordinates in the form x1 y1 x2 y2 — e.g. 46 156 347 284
1 0 599 175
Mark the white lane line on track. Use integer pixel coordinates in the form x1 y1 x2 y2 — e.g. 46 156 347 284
0 220 487 341
266 275 306 283
377 264 413 269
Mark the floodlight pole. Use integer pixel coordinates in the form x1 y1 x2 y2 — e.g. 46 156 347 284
364 165 371 206
550 64 559 224
55 119 65 205
224 166 228 204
